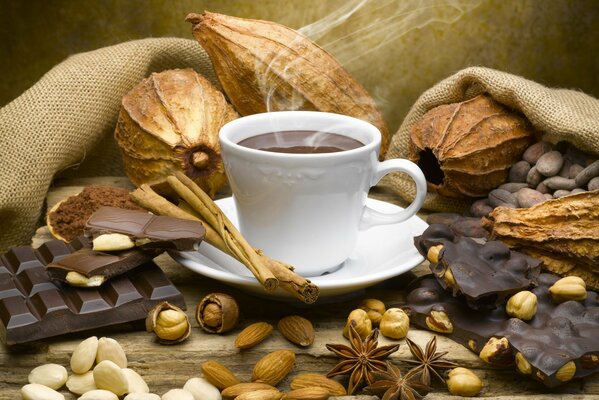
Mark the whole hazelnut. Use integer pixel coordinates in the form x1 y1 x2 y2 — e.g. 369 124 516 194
379 308 409 339
196 293 240 333
358 299 386 326
506 291 538 321
446 367 483 397
146 301 190 344
343 309 372 340
549 276 587 302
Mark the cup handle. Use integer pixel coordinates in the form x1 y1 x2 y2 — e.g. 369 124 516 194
360 159 427 230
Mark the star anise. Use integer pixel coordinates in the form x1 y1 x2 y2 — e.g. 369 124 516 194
326 322 399 394
400 336 457 386
365 362 431 400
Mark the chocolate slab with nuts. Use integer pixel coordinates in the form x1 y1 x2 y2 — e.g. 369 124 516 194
0 239 185 345
414 224 541 309
84 206 206 252
46 237 154 284
405 273 599 387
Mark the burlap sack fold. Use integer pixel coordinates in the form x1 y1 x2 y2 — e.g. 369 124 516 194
0 38 214 252
385 66 599 212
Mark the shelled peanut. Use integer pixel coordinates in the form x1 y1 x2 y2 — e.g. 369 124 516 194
471 141 598 217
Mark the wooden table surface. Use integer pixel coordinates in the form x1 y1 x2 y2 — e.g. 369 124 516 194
1 177 598 399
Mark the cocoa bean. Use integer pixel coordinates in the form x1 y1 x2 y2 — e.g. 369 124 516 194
496 202 517 209
536 151 564 177
526 167 542 188
543 193 553 200
498 182 529 193
508 161 531 183
535 182 550 194
574 160 599 186
558 159 572 178
515 188 546 208
488 189 519 208
426 213 461 226
543 176 577 190
589 176 599 191
450 217 489 239
571 188 587 194
569 164 584 179
470 199 493 217
522 141 553 164
564 143 595 166
553 190 571 198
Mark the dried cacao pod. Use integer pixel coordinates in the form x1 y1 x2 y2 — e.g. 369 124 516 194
409 94 535 198
186 11 390 158
114 68 238 196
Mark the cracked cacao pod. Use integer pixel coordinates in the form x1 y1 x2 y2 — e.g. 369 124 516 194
115 68 238 197
186 11 390 159
409 94 536 198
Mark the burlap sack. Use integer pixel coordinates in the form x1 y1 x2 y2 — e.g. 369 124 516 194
385 66 599 212
0 38 215 252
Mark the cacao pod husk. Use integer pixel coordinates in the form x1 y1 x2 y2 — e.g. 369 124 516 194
115 68 238 196
186 11 390 158
483 190 599 289
409 94 536 198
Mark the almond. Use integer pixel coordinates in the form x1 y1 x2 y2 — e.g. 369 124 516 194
278 316 315 347
221 383 277 400
282 387 329 400
66 372 97 395
71 336 99 374
78 389 119 400
93 360 129 396
20 383 65 400
251 349 295 386
28 363 68 390
235 322 273 350
122 368 149 393
290 373 346 396
201 360 241 390
234 389 282 400
96 337 127 368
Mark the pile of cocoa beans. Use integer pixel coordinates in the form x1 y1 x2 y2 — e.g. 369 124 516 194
471 141 599 217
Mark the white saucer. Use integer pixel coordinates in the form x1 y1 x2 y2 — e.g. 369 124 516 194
172 197 428 300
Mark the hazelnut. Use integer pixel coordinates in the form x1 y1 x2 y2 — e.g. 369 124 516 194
479 337 513 365
358 299 386 326
446 367 483 397
196 293 240 333
425 310 453 333
343 309 372 340
443 267 456 288
379 308 409 339
549 276 587 302
427 245 443 264
468 339 477 352
515 352 532 375
146 301 190 344
555 361 576 382
506 291 538 321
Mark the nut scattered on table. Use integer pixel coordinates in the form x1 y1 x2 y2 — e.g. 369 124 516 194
78 389 119 400
358 299 386 326
96 337 128 368
27 363 68 390
278 315 315 347
201 360 241 389
379 308 410 339
161 388 195 400
66 371 97 395
71 336 99 374
196 293 240 334
182 377 221 400
506 291 538 321
92 360 129 396
146 301 191 344
21 383 65 400
221 383 278 400
122 368 149 393
446 367 483 397
282 387 330 400
251 349 296 386
235 322 273 349
290 373 347 396
124 393 161 400
342 309 372 339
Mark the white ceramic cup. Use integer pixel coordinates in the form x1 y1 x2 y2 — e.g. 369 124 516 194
219 111 427 276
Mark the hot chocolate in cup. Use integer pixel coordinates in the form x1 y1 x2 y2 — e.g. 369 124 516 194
219 111 426 277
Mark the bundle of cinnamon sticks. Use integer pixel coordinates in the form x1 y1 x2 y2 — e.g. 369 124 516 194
131 172 319 304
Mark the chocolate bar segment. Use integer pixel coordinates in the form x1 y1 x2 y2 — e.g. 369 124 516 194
415 224 541 309
85 207 206 251
0 240 184 345
405 273 599 387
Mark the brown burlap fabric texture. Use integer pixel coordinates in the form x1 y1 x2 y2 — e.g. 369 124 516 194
385 66 599 213
0 38 215 252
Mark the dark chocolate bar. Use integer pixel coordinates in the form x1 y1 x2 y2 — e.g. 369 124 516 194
0 239 185 345
46 236 154 285
405 273 599 387
85 207 206 252
414 224 541 309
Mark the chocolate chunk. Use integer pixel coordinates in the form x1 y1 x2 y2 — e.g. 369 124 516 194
0 240 184 345
449 217 489 239
414 224 541 309
405 273 599 387
85 207 206 252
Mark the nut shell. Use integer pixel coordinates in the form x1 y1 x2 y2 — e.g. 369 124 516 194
145 301 191 344
115 68 238 196
409 94 535 198
196 292 240 333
